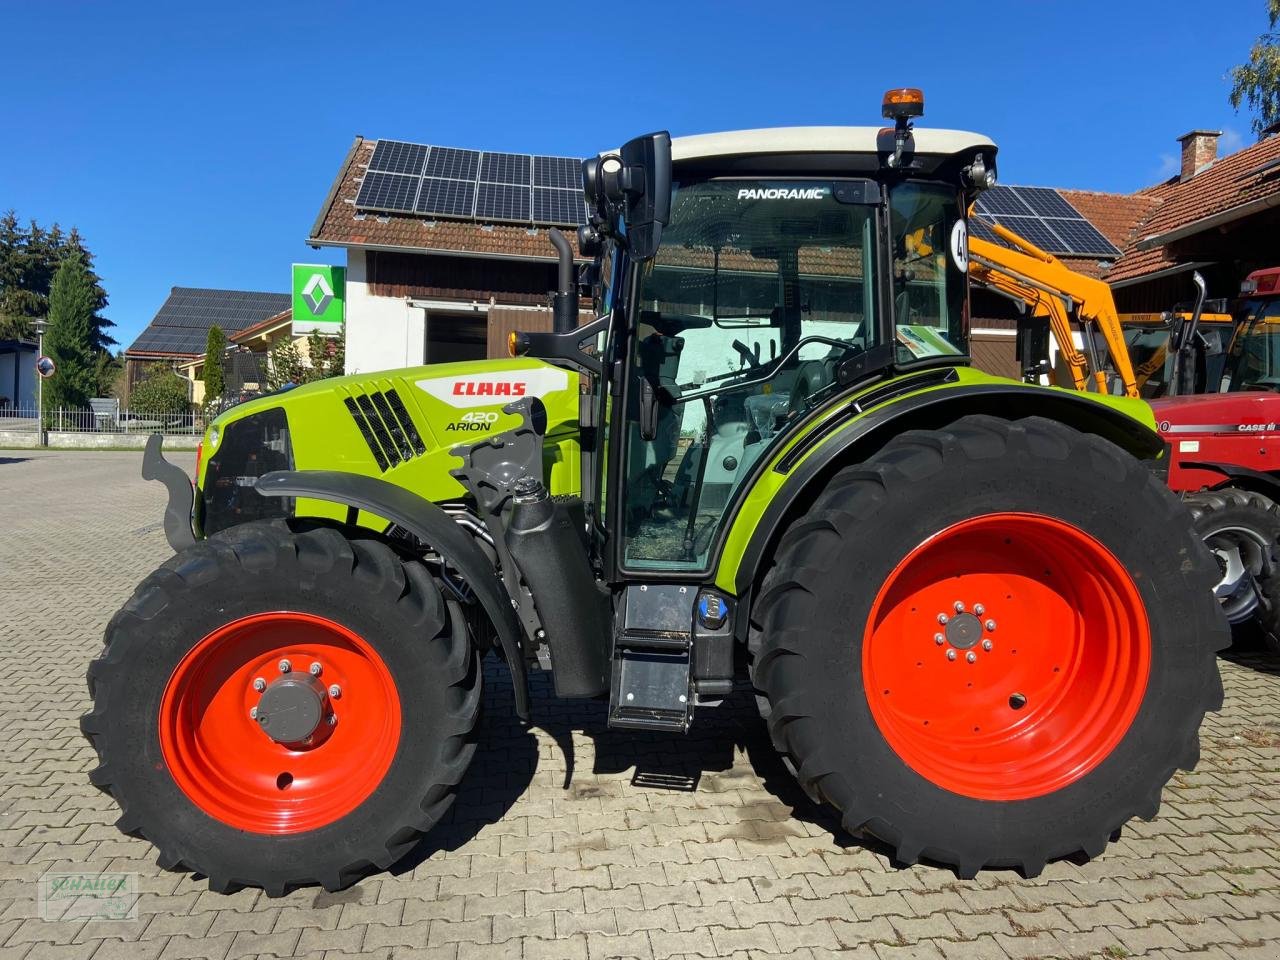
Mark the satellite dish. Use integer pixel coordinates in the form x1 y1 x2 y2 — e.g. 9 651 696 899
36 356 55 378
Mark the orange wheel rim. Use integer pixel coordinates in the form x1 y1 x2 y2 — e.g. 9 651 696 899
159 612 401 834
863 513 1150 801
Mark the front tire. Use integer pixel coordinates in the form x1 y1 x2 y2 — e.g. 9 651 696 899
82 520 481 895
751 415 1227 877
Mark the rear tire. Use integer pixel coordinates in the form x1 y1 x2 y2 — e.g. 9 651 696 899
1184 488 1280 633
751 415 1227 877
82 520 481 895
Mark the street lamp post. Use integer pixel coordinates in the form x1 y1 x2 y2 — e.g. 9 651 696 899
31 318 48 447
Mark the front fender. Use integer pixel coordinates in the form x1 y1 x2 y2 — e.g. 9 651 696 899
256 469 530 721
715 374 1163 596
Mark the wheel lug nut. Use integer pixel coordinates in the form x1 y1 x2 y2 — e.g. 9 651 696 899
946 649 957 661
982 639 993 652
985 620 996 632
328 684 342 699
327 714 337 726
934 633 945 645
278 659 292 673
966 651 977 664
974 604 985 616
309 662 322 676
252 677 266 692
249 706 259 719
937 613 949 625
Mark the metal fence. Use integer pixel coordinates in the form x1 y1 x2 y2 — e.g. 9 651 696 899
0 406 205 435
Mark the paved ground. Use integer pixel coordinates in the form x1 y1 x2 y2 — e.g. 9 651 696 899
2 448 1279 960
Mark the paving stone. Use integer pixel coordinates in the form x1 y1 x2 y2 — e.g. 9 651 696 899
4 451 1280 960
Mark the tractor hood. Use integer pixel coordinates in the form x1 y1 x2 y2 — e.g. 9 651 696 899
197 357 582 534
1149 392 1280 435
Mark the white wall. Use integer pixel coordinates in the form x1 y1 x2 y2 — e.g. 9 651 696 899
344 249 426 374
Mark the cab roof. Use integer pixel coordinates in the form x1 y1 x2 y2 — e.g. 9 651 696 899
669 126 997 164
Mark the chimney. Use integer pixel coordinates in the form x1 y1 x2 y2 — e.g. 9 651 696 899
1178 130 1221 181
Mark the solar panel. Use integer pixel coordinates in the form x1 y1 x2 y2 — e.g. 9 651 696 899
533 187 587 225
368 140 429 176
969 186 1121 258
354 138 586 225
1013 186 1079 219
424 147 480 180
476 182 531 221
355 172 420 213
968 215 1002 244
989 215 1066 252
974 187 1033 217
534 156 581 190
1043 217 1119 257
416 178 476 218
480 152 532 186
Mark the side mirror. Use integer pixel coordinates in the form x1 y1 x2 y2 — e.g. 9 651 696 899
614 131 672 261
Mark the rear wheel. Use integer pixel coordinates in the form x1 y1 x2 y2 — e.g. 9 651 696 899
82 520 481 895
751 415 1227 877
1184 488 1280 636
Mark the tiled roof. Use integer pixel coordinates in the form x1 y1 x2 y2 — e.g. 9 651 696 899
310 139 580 260
127 288 291 358
1106 135 1280 284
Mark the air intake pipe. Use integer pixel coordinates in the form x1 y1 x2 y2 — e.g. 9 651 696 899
504 477 610 697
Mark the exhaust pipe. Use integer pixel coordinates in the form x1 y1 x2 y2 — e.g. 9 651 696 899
549 227 579 334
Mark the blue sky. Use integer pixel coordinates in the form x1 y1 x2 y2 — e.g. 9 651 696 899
2 1 1267 349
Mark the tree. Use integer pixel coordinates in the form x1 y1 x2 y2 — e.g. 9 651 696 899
1230 1 1280 139
130 368 190 415
203 325 227 408
0 212 114 350
266 326 346 391
42 253 98 411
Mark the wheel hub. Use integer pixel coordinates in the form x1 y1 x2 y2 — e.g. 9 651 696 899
944 611 983 649
255 674 330 745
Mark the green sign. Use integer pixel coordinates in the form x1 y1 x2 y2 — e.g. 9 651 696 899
292 263 345 334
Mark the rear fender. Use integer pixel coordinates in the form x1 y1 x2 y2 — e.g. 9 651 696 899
256 469 530 721
715 378 1163 596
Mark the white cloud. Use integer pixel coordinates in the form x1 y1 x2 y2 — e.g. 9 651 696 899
1156 152 1179 180
1221 127 1245 154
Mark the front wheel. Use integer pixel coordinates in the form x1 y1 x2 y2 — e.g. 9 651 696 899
82 521 481 895
751 415 1227 877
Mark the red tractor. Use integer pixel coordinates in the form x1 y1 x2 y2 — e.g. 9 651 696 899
1150 267 1280 651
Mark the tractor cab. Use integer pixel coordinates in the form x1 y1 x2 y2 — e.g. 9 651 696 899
518 89 996 581
1223 268 1280 393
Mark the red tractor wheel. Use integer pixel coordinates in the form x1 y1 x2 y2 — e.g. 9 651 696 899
83 521 480 895
752 415 1227 877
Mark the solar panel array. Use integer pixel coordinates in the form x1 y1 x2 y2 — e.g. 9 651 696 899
355 140 588 226
970 186 1121 258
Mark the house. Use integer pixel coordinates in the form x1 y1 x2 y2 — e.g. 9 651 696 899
125 287 291 399
1101 130 1280 311
0 339 38 412
307 138 586 374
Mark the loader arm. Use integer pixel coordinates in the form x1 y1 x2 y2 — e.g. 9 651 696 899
968 220 1138 398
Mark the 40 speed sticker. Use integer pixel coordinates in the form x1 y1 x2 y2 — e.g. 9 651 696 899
446 411 499 433
950 220 969 273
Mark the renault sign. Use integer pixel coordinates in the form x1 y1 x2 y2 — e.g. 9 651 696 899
292 264 345 334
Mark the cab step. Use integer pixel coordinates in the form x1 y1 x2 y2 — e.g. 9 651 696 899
608 585 695 732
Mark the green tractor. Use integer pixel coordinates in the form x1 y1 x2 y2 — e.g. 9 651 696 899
84 90 1227 894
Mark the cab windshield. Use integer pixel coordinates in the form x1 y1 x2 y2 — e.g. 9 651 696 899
1226 298 1280 392
618 177 967 571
